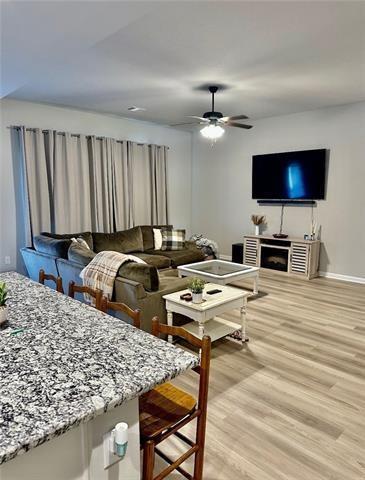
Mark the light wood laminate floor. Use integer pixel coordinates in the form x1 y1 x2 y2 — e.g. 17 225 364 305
159 271 365 480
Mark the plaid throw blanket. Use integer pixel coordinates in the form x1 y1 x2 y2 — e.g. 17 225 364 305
80 251 146 304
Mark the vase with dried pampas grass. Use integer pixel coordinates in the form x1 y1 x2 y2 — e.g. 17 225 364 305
251 214 266 235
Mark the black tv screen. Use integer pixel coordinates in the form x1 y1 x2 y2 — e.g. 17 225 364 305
252 149 327 200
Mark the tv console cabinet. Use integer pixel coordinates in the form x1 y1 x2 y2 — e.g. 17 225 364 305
243 235 320 280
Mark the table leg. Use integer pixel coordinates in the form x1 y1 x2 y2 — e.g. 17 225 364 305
167 310 173 343
253 274 259 295
241 298 248 343
198 321 205 361
198 321 205 339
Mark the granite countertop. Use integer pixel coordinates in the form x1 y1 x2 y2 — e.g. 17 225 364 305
0 272 198 465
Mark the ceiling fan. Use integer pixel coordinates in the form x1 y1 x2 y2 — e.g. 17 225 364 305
171 85 253 140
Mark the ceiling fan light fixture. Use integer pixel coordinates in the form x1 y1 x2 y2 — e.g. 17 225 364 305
200 124 225 140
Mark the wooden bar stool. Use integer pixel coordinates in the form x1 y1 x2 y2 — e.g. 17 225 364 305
39 269 64 293
139 317 211 480
68 281 103 311
101 297 141 329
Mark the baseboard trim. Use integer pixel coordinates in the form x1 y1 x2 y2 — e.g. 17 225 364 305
219 254 232 261
218 255 365 284
318 271 365 285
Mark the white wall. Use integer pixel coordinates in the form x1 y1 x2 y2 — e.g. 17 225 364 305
192 102 365 279
0 99 192 272
2 99 364 279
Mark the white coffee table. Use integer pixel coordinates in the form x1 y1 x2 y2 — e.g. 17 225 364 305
178 259 259 295
163 283 251 344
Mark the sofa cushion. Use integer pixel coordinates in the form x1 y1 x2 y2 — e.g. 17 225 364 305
34 235 72 259
146 247 204 267
68 242 96 266
118 262 159 292
41 231 93 250
140 225 173 251
133 252 172 269
93 226 143 254
161 229 186 251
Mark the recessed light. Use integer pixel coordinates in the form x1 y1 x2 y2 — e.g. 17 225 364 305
127 106 146 112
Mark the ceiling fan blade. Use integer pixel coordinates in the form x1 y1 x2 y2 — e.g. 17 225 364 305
221 114 249 122
187 115 210 122
170 122 200 126
229 114 249 120
227 122 253 129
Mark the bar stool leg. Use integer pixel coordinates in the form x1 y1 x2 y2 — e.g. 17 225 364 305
143 440 155 480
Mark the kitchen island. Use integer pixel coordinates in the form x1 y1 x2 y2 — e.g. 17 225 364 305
0 272 198 480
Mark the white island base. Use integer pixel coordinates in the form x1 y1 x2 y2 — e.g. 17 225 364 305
0 398 140 480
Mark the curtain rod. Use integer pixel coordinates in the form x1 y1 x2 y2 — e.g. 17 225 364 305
7 126 169 149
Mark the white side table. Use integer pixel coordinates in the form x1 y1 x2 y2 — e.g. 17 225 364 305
163 283 251 344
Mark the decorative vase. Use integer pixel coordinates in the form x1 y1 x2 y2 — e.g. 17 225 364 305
192 292 203 304
0 305 8 325
255 225 260 236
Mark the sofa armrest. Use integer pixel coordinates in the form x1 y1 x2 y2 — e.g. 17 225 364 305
185 240 201 252
118 262 159 292
114 276 147 301
21 247 59 282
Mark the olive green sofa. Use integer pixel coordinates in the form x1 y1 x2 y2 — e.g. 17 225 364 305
21 225 205 332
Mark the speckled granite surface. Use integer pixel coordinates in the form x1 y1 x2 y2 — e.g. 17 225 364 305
0 272 198 465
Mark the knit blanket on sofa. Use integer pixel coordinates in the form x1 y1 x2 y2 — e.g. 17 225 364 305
80 251 146 304
190 234 219 258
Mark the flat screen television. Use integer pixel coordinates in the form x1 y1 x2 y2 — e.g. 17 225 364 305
252 149 327 200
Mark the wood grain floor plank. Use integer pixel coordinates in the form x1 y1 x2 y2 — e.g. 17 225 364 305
159 272 365 479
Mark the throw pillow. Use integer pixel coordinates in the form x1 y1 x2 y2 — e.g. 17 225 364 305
92 226 144 254
153 228 163 250
71 237 91 250
33 235 72 259
68 242 96 266
41 231 93 250
140 225 173 251
161 229 186 251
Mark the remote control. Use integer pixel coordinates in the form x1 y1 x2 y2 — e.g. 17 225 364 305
207 289 222 295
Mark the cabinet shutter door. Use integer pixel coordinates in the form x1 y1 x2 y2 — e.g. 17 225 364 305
244 238 259 266
290 243 309 276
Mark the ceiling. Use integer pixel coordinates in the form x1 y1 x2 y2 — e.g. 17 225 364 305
1 1 365 127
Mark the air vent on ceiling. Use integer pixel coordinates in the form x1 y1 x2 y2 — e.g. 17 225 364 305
127 106 146 112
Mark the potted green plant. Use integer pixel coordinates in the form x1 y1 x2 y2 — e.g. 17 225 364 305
188 277 205 304
0 281 8 325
